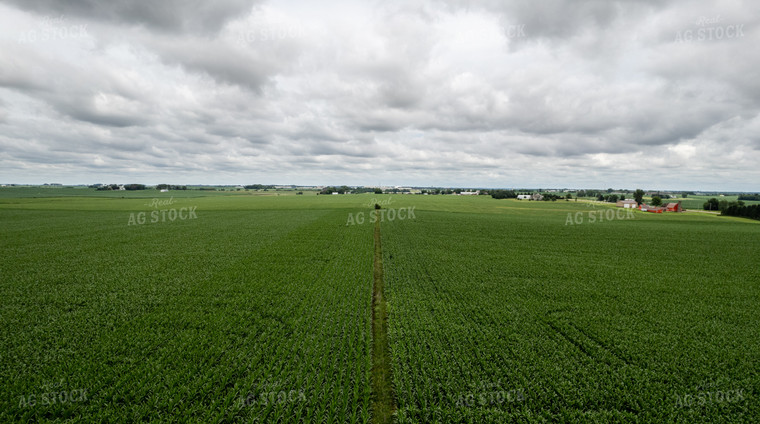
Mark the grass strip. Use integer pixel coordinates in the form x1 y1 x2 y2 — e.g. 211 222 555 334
371 216 396 423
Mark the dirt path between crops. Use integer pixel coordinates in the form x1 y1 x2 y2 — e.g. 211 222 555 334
371 216 396 423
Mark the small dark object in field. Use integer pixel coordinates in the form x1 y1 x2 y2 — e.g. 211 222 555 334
375 203 381 209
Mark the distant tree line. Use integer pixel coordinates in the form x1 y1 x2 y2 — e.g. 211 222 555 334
490 190 517 199
319 186 351 194
575 189 651 203
351 187 380 194
488 190 572 201
542 193 563 201
738 194 760 201
92 184 146 191
244 184 275 190
156 184 187 190
489 190 546 199
406 188 455 194
722 204 760 220
425 189 457 195
703 198 745 212
123 184 146 190
597 194 620 203
577 190 629 199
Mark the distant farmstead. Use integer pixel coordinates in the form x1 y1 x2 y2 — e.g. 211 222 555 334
616 199 638 208
516 193 543 200
640 201 683 213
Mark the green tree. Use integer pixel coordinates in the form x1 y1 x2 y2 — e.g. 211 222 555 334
703 198 719 211
651 196 662 207
634 189 645 205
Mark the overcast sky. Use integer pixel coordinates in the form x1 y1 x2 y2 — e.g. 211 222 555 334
0 0 758 190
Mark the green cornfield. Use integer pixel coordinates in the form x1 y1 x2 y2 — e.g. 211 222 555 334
1 190 758 422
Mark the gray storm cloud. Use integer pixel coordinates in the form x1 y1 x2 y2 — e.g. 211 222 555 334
0 0 758 190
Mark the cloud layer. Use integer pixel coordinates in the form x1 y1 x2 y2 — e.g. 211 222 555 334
0 0 758 190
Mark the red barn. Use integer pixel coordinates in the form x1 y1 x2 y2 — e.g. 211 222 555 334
665 201 683 212
640 204 664 213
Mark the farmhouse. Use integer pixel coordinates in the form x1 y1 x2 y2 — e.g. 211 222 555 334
531 193 544 201
616 199 638 208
